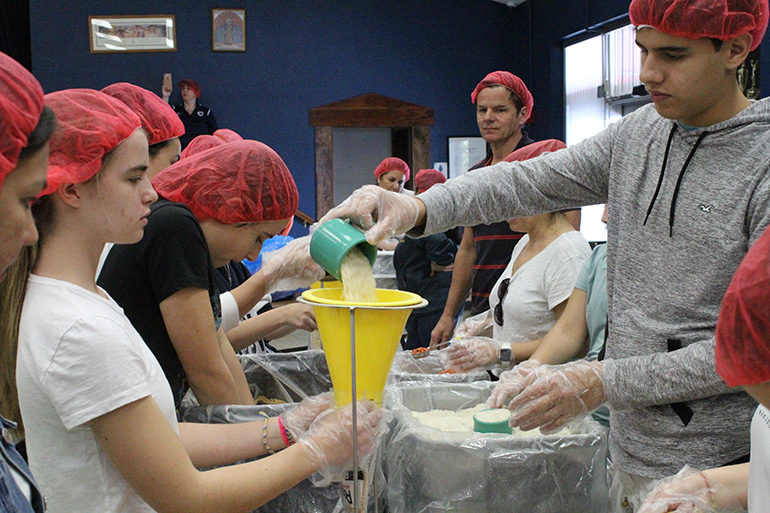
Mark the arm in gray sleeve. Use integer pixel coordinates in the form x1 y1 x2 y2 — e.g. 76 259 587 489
416 127 615 236
602 338 736 410
747 171 770 245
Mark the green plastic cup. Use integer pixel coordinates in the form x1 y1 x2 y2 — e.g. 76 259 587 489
473 408 513 434
310 219 377 281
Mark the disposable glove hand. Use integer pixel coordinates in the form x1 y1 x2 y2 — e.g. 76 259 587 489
319 185 421 245
441 337 501 372
298 399 384 485
487 359 543 408
508 360 605 434
280 303 317 332
638 466 743 513
279 392 332 439
453 311 492 339
261 236 325 292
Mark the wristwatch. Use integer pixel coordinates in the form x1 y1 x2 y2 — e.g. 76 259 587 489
499 343 512 365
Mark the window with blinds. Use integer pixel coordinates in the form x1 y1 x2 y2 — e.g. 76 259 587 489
564 23 647 242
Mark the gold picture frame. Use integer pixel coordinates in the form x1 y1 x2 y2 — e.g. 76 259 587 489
212 8 246 52
89 15 176 53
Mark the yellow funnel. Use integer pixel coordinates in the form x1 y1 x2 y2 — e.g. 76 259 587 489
299 288 427 406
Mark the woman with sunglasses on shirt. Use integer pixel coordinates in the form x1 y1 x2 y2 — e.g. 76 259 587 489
443 209 590 372
441 141 591 372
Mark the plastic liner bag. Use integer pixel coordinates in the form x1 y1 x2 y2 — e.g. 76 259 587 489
382 381 610 513
241 350 333 403
180 403 342 513
179 350 332 411
388 351 490 384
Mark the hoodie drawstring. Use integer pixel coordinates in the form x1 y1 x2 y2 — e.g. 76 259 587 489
643 125 709 237
643 126 677 228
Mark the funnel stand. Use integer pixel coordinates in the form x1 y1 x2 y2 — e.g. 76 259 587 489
350 307 359 513
346 306 378 513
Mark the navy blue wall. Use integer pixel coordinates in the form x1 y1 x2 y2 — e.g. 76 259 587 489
30 0 521 220
29 0 770 221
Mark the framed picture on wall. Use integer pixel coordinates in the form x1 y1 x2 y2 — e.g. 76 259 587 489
89 15 176 53
212 8 246 52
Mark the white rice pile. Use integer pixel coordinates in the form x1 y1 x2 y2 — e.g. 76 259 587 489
340 246 377 302
411 404 568 437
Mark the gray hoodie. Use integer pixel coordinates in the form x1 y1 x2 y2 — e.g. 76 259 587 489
417 101 770 478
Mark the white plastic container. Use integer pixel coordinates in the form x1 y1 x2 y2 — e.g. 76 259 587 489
382 381 610 513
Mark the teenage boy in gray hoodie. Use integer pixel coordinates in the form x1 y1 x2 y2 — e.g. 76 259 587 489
321 0 770 510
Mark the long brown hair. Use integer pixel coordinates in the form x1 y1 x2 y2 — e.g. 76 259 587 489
0 107 56 439
0 245 37 437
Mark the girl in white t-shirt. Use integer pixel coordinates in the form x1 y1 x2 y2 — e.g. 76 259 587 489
443 211 591 372
12 89 381 513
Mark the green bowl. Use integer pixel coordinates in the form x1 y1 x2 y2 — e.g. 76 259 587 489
310 219 377 281
473 408 513 434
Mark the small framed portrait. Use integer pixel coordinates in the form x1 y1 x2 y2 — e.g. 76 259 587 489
89 15 176 53
212 8 246 52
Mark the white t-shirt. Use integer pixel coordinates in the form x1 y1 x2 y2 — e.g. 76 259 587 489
17 275 178 513
489 231 591 343
749 404 770 511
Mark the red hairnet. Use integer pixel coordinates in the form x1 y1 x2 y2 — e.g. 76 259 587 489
374 157 410 182
471 71 535 124
504 139 567 163
179 134 224 160
178 79 201 98
630 0 769 51
42 89 141 196
213 128 243 142
715 225 770 387
101 82 184 145
152 139 298 224
0 52 45 189
414 169 446 193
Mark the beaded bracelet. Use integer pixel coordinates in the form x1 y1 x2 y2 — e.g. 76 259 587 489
277 416 294 447
258 411 275 455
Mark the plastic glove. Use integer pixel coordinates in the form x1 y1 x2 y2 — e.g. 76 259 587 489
508 360 605 433
279 391 333 439
453 310 493 339
638 466 744 513
298 399 384 485
487 359 543 408
441 337 501 372
280 302 317 331
261 236 326 293
319 185 421 245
